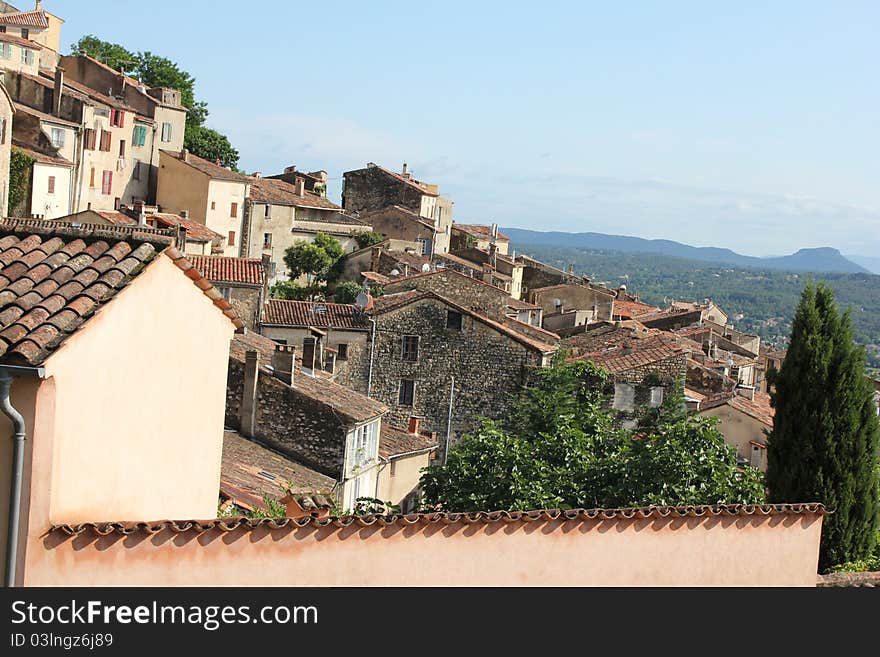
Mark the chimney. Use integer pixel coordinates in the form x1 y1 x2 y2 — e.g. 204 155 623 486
323 350 336 375
491 223 498 239
272 344 295 385
295 177 305 196
182 148 189 163
240 350 260 438
402 163 409 178
408 416 421 435
482 263 493 284
301 337 317 374
180 210 189 220
53 66 64 117
36 0 42 10
370 245 382 272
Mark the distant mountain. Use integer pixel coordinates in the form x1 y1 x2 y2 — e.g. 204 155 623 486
847 255 880 275
501 228 869 274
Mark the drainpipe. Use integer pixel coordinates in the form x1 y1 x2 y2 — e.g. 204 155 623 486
1 364 45 588
366 317 377 398
444 376 455 464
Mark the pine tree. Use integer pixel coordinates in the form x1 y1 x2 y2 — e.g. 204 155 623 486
766 282 880 570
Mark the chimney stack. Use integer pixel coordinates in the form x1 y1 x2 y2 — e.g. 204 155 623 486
295 177 305 196
408 416 421 435
240 350 260 437
301 337 317 374
402 163 409 178
53 67 64 118
272 344 295 385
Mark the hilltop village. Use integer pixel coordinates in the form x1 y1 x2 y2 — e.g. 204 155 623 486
0 3 852 587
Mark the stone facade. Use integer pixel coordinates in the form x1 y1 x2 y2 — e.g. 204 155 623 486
529 282 615 322
333 295 553 441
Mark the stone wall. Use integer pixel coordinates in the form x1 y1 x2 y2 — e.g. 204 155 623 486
530 283 615 321
343 167 425 215
226 358 346 477
687 359 736 395
227 285 262 330
333 297 546 440
363 206 433 243
385 270 512 321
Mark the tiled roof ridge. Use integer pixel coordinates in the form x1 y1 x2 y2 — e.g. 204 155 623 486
164 249 244 330
48 503 828 536
0 218 175 247
373 165 438 196
0 8 48 28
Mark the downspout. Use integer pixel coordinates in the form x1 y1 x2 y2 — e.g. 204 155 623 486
1 364 45 588
444 376 455 464
366 317 377 398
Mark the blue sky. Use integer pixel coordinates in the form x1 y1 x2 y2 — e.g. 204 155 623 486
54 0 880 257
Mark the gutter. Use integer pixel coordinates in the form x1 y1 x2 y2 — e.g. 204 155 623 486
0 363 45 588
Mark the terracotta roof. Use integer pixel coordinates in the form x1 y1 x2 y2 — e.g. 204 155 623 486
230 330 387 424
262 299 370 330
700 390 775 428
220 431 336 511
684 387 707 401
0 8 48 28
613 299 660 319
12 102 79 127
579 340 685 374
163 150 250 183
11 141 71 167
189 255 265 287
0 31 42 48
248 176 342 211
368 289 428 314
59 76 141 115
92 211 136 226
531 281 617 299
148 213 222 243
379 424 438 459
435 252 483 271
48 504 829 535
361 271 390 285
0 220 242 365
451 224 510 241
507 298 540 310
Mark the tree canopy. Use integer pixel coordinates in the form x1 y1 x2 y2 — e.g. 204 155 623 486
281 233 345 291
70 35 238 168
420 357 765 512
766 282 880 570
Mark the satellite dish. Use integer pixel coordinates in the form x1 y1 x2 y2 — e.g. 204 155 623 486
390 268 400 277
421 263 431 272
355 293 370 310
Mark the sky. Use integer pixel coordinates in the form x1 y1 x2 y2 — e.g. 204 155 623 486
53 0 880 257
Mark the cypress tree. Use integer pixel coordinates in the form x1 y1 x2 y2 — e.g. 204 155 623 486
766 282 880 570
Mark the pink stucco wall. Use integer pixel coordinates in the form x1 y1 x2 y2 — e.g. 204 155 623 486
26 508 824 586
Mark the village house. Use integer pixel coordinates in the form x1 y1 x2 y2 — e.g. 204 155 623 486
450 223 510 255
189 254 269 331
156 149 250 256
0 218 241 585
0 3 62 65
697 388 774 471
0 79 12 216
437 247 524 300
357 205 438 257
528 281 616 326
0 30 43 75
342 162 453 255
336 238 431 288
266 164 328 196
332 289 557 443
244 173 371 285
259 298 371 370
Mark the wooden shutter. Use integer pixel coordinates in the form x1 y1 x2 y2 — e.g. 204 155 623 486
47 176 55 194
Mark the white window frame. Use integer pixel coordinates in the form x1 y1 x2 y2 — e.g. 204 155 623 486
50 127 64 149
161 122 173 142
650 386 664 408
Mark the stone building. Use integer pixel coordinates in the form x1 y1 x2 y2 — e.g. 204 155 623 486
342 162 453 255
244 174 371 285
332 289 557 443
528 281 616 324
450 223 510 256
438 247 524 300
226 330 391 510
357 205 438 256
156 149 250 257
336 239 429 287
189 254 269 331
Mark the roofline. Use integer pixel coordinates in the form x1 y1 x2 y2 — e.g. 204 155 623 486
380 444 438 461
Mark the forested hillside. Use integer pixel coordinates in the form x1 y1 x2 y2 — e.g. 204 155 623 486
515 245 880 371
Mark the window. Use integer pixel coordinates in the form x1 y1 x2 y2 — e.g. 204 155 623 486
228 231 236 246
398 379 415 406
20 28 28 39
89 167 96 188
118 139 126 157
650 386 664 408
101 170 113 195
0 26 5 33
612 383 635 412
110 109 125 128
0 44 10 59
47 176 55 194
337 343 349 360
21 47 33 65
132 160 141 181
161 122 172 142
262 232 272 248
210 201 216 210
48 128 64 149
83 128 97 150
349 421 377 471
446 310 463 330
402 335 420 362
132 125 147 147
230 202 238 218
0 118 5 145
99 130 111 152
264 204 270 217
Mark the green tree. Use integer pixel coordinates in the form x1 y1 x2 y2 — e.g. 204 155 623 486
334 281 367 304
766 282 880 570
283 234 345 289
420 358 765 512
70 35 136 73
270 281 321 301
8 148 35 215
183 125 240 169
354 231 385 250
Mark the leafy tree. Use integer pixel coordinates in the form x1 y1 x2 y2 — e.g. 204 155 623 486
8 148 35 215
283 233 345 288
184 125 239 169
270 281 322 301
354 231 385 250
766 282 880 570
420 357 765 512
70 35 136 73
334 281 367 304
